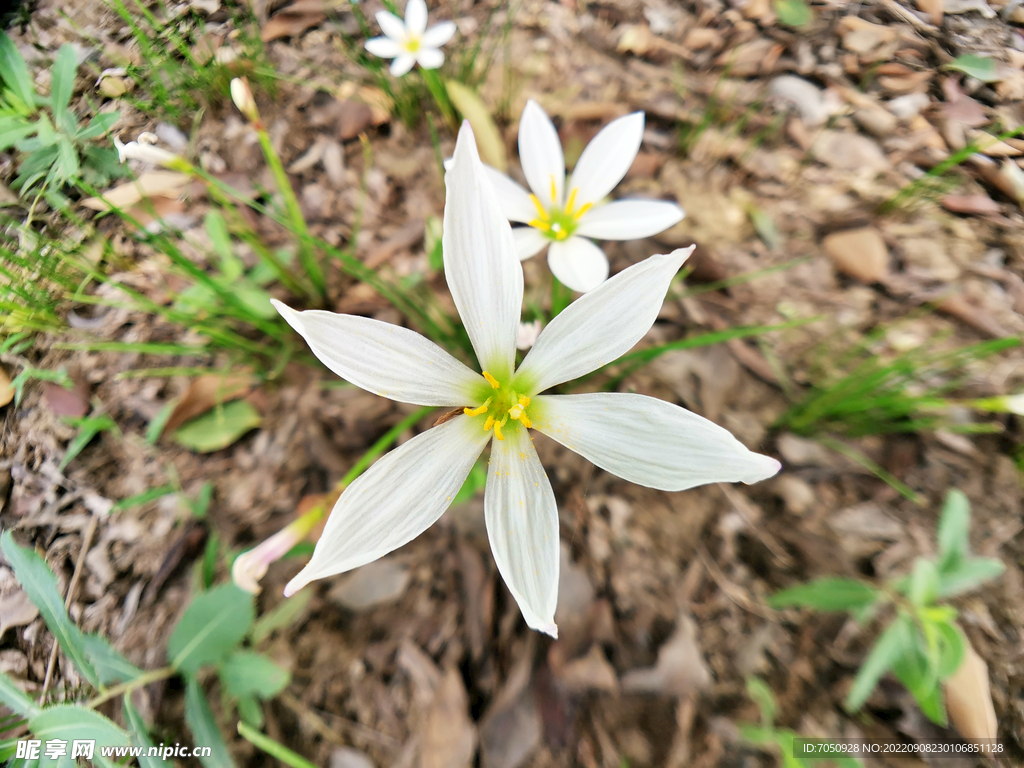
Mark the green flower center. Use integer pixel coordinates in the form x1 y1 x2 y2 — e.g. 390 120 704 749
529 181 592 242
463 371 534 441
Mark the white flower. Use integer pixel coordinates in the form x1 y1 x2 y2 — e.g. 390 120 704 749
272 122 779 637
479 100 685 293
516 319 543 350
114 133 181 167
364 0 456 77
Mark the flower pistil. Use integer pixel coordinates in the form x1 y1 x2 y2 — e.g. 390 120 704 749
463 371 534 441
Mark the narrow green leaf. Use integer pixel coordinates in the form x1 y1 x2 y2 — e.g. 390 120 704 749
936 557 1005 598
0 532 98 687
769 578 879 611
205 210 242 280
237 721 317 768
28 705 129 747
444 79 507 171
934 621 966 679
48 45 77 121
123 695 164 768
251 589 312 645
110 484 177 513
75 111 119 141
745 677 776 726
236 693 263 727
845 618 907 711
0 116 36 151
908 558 939 608
945 54 999 83
60 414 117 471
184 678 236 768
80 633 142 685
167 583 254 674
51 136 79 182
0 32 37 111
172 400 262 453
146 401 177 445
936 489 970 569
0 670 41 718
219 651 290 699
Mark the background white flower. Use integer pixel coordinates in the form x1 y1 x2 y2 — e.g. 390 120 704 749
273 121 779 637
364 0 456 77
480 100 685 293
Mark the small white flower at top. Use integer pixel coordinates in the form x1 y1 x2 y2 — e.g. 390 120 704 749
480 100 685 293
364 0 456 77
271 121 780 637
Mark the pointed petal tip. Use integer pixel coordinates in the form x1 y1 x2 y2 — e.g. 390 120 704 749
743 455 782 485
282 578 305 598
537 622 559 639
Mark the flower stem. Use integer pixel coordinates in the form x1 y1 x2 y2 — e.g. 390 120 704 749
238 722 318 768
255 128 326 301
420 68 456 128
549 275 572 319
86 666 177 710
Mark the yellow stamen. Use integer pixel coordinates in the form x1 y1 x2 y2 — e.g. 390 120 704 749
493 420 504 441
482 370 500 389
508 403 523 419
519 413 532 428
565 187 579 216
483 415 495 432
529 218 551 232
528 194 549 221
464 399 490 417
573 201 594 220
518 395 531 407
549 175 558 206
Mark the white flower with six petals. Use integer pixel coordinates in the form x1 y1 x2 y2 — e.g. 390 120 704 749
273 122 779 637
364 0 456 77
480 100 685 293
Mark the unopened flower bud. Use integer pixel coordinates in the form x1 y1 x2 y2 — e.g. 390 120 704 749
230 77 259 123
232 506 324 594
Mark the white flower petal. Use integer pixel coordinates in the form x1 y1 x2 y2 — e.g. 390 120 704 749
415 47 444 69
443 122 524 378
513 227 549 261
390 54 417 77
483 167 537 223
517 246 693 393
284 417 489 595
404 0 428 37
518 100 565 208
547 236 609 293
532 393 782 491
421 20 456 48
364 37 403 59
272 299 483 406
375 10 407 42
484 427 559 636
575 199 684 240
567 111 644 207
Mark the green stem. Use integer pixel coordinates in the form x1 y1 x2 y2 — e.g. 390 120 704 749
255 128 325 299
238 722 318 768
549 275 572 319
86 666 176 710
420 68 456 128
817 436 923 506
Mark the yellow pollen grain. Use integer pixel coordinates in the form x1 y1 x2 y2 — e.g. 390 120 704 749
482 370 500 389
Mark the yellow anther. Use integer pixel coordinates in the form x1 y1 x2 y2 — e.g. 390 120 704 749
529 218 551 232
464 399 490 417
549 175 558 206
573 201 594 220
518 395 531 407
483 415 495 432
519 413 532 429
482 371 500 389
493 421 504 441
528 194 549 221
565 187 579 216
508 403 523 420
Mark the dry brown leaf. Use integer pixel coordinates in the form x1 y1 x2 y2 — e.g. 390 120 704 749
941 77 988 127
43 380 90 418
915 0 943 23
552 645 618 694
941 194 1001 216
0 589 39 639
0 366 12 408
838 17 896 54
620 615 711 696
944 638 998 751
261 0 341 41
823 227 889 283
81 171 192 211
936 293 1009 338
421 668 477 768
161 373 254 436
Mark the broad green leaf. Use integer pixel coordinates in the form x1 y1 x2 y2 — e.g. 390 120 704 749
908 558 938 607
205 210 242 280
774 0 813 28
0 669 41 717
914 684 946 725
845 618 907 711
28 705 129 747
172 400 262 454
48 45 77 124
81 633 142 685
123 695 164 768
251 589 312 645
184 678 235 768
945 55 999 84
51 135 80 182
219 650 290 699
76 111 119 141
936 557 1005 597
167 583 254 674
936 489 970 569
769 578 879 611
445 79 507 171
0 115 36 151
0 532 98 687
236 693 263 727
0 32 37 112
934 620 966 679
745 676 776 726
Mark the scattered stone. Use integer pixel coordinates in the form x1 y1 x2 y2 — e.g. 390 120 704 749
328 558 411 611
823 227 889 283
